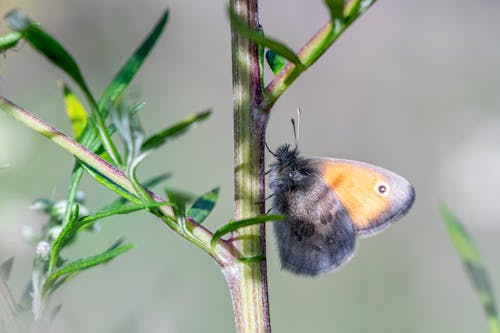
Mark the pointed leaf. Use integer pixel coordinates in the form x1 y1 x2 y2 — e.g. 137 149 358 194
228 6 303 69
265 50 286 75
141 110 211 151
211 214 284 248
43 244 133 296
0 31 22 52
80 163 138 204
0 258 14 281
5 10 93 103
440 205 500 333
102 173 171 211
60 83 88 140
98 9 169 112
78 201 169 227
187 187 219 224
324 0 345 24
165 189 189 218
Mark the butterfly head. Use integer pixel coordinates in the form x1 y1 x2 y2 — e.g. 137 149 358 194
268 144 316 192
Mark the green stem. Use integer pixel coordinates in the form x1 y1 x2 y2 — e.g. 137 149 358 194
261 0 377 113
0 96 234 266
228 1 270 332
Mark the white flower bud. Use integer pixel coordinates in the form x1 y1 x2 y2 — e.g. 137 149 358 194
35 241 51 261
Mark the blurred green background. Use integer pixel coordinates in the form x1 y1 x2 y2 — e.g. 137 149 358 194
1 0 500 332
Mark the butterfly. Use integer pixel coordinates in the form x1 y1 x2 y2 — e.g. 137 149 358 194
267 117 415 276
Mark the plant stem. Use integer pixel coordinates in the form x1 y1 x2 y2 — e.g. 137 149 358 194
0 96 234 266
228 1 270 332
261 0 377 113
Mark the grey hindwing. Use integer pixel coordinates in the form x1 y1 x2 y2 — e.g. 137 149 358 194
273 177 356 276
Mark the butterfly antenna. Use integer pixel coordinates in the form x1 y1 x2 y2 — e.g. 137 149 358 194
265 141 277 157
291 107 301 150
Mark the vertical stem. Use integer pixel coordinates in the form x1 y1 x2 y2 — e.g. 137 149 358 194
227 0 270 332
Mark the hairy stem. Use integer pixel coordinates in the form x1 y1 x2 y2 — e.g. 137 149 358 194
227 0 270 332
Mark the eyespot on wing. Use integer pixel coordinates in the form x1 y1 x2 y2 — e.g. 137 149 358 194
312 158 415 236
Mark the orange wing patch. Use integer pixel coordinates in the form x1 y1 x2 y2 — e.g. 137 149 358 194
321 162 390 230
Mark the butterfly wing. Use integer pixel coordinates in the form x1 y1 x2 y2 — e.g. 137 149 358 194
272 176 356 276
310 158 415 236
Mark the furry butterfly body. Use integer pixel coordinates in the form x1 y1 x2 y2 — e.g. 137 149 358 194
269 144 415 276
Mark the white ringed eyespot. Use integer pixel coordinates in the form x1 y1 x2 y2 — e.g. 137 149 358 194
374 182 390 197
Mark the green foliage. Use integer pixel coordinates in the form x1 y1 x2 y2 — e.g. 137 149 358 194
60 83 88 140
440 205 500 333
98 9 169 112
5 11 92 100
43 243 133 298
211 215 284 248
228 5 303 69
265 50 286 75
0 31 21 52
141 111 211 152
324 0 345 24
187 187 220 224
0 6 216 325
0 1 388 332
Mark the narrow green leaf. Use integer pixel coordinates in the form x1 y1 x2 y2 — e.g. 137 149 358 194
228 6 303 69
0 31 22 52
49 201 81 273
323 0 345 24
141 110 211 152
5 10 93 103
101 173 171 211
265 50 287 75
62 163 84 233
43 244 133 296
164 188 195 205
440 205 500 333
187 187 219 224
211 214 284 248
0 258 14 281
5 10 122 166
78 201 169 227
60 83 88 140
165 189 189 218
80 163 139 204
98 9 169 112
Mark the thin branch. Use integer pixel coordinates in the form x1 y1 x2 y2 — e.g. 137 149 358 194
0 96 234 266
261 0 377 113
